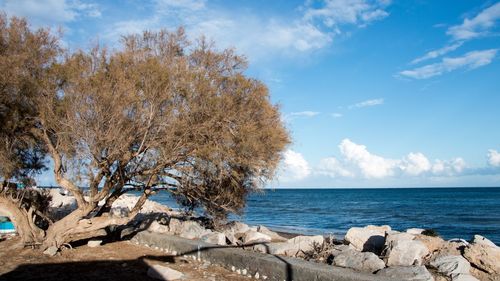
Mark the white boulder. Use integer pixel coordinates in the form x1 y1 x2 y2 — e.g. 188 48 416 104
333 249 385 272
148 221 170 234
430 255 471 277
376 266 434 281
463 243 500 275
385 238 429 266
471 235 498 248
178 221 211 240
257 225 287 242
261 235 324 257
345 225 390 253
242 230 272 244
451 274 479 281
407 228 425 235
87 240 102 248
201 232 227 246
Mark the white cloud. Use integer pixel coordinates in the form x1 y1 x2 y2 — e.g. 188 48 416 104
447 2 500 41
303 0 390 28
339 139 398 178
278 150 311 182
400 49 497 79
332 113 343 118
349 98 384 109
411 42 464 64
316 139 467 179
290 111 321 117
488 149 500 167
317 157 353 177
0 0 101 25
101 0 391 60
155 0 206 11
401 152 431 176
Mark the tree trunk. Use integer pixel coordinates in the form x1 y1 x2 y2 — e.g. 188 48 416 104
0 197 44 246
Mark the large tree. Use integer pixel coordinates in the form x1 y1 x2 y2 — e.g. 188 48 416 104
0 15 289 250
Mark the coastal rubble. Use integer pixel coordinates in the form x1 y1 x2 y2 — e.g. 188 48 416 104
41 190 500 281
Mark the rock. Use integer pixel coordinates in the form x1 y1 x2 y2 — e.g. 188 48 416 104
463 243 500 275
221 221 250 238
376 266 434 281
345 225 390 254
148 221 171 234
254 235 324 257
257 225 287 242
200 232 227 246
430 255 471 277
415 234 445 254
407 228 425 235
385 238 429 266
179 220 211 239
451 274 480 281
112 194 171 214
48 188 77 209
386 232 416 244
168 218 183 234
147 264 184 280
120 226 136 240
242 230 272 244
333 249 385 272
471 235 498 248
87 240 102 248
43 246 58 256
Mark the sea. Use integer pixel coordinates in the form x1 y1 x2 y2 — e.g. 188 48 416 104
149 187 500 244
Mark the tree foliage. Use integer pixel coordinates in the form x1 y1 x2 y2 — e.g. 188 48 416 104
0 14 289 248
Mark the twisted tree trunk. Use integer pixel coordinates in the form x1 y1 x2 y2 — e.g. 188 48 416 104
0 196 45 246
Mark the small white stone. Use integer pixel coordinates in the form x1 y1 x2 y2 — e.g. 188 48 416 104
254 272 260 279
262 276 267 280
87 240 102 248
231 266 236 272
236 269 241 275
242 269 248 275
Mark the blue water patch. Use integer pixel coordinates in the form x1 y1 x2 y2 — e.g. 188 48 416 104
146 187 500 244
0 221 15 233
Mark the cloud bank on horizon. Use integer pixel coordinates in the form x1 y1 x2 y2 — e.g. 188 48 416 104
278 139 499 187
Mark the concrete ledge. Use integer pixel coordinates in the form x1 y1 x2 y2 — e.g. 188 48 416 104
132 231 397 281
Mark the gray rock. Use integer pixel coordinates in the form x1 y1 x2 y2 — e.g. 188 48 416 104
257 225 287 242
254 235 324 257
178 220 211 240
333 249 385 272
385 237 429 266
43 246 58 256
242 230 272 244
430 255 471 277
451 274 479 281
407 228 425 235
87 240 102 247
147 264 184 280
200 232 227 246
376 266 434 281
471 235 498 248
463 243 500 275
221 221 250 240
345 225 390 254
120 226 136 240
148 221 170 234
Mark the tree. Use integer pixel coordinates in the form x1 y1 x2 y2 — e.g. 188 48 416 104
0 14 290 250
0 14 58 245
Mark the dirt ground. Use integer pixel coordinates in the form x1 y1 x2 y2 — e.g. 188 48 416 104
0 236 251 281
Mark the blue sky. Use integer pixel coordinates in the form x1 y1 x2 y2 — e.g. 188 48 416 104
2 0 500 187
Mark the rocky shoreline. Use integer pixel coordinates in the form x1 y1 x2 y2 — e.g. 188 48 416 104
36 189 500 280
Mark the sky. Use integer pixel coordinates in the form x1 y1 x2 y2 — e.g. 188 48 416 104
1 0 500 188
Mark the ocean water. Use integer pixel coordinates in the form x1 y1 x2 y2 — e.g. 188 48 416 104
150 187 500 244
